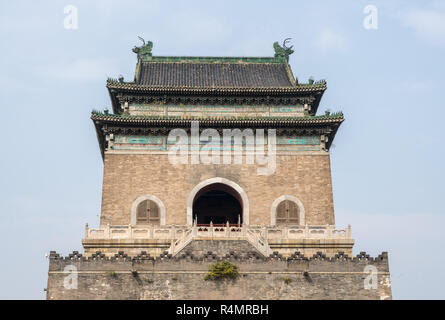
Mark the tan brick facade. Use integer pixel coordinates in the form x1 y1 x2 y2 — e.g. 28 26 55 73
100 152 335 227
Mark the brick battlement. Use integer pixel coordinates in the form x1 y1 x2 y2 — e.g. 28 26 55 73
48 250 389 272
50 250 387 263
46 249 391 300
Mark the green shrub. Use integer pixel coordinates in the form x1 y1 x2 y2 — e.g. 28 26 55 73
204 262 239 281
283 277 292 285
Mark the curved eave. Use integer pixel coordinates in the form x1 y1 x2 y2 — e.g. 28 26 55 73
107 82 327 114
92 118 106 160
106 82 327 94
91 114 342 127
91 113 343 159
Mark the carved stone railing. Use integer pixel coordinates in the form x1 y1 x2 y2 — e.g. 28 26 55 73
249 225 352 240
167 228 194 256
194 223 244 238
84 224 190 240
166 223 273 257
84 224 351 258
246 228 273 257
84 224 351 241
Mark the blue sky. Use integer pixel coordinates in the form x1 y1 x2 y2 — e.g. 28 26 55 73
0 0 444 299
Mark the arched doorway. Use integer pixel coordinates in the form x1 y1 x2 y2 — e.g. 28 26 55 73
192 183 243 225
187 177 250 226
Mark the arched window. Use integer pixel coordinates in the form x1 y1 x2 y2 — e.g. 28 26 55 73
136 200 160 225
276 200 299 225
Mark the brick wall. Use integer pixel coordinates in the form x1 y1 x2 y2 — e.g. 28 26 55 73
100 153 335 226
46 250 391 300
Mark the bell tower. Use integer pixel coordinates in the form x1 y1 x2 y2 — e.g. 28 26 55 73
46 40 391 300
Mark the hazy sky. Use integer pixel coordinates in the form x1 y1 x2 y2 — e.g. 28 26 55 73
0 0 444 299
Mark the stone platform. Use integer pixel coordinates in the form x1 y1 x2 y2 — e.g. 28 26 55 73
46 242 391 300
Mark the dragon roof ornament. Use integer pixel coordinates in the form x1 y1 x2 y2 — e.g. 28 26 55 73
132 36 153 60
273 38 294 61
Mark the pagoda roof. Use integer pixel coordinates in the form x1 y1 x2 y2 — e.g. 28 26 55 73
132 41 296 88
93 40 343 159
107 80 326 94
91 110 343 126
91 111 343 158
137 60 295 88
107 40 327 115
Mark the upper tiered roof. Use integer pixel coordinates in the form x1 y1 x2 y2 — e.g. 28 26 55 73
136 61 294 88
106 40 327 115
131 39 296 88
93 40 343 158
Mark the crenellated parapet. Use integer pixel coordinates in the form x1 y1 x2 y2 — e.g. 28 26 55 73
46 249 391 300
49 250 388 266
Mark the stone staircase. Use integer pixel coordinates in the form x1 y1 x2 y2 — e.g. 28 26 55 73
167 225 273 257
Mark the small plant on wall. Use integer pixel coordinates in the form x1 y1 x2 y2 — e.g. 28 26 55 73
204 262 239 281
283 277 292 285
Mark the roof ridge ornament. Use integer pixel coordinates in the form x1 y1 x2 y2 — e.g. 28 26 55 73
273 38 294 61
132 37 153 61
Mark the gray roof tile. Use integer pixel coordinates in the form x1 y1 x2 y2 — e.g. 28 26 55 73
138 62 294 88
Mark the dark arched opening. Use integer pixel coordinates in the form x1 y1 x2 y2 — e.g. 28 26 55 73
192 183 243 225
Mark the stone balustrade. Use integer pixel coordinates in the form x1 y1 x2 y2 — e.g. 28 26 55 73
84 223 352 241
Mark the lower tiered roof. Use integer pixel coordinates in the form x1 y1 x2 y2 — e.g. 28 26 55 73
91 111 344 158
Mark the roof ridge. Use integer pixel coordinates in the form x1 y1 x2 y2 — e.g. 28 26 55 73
146 56 284 60
141 59 286 64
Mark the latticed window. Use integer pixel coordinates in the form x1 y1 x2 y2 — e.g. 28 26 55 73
276 200 299 225
136 200 160 225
